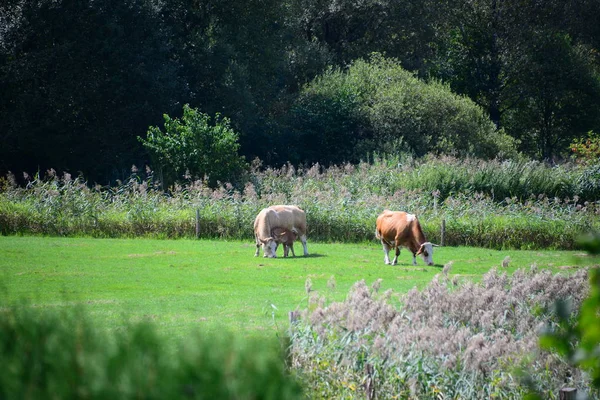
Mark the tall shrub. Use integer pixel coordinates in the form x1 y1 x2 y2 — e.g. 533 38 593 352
290 54 519 164
139 104 247 187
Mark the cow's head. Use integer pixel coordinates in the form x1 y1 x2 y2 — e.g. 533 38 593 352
260 237 278 258
416 242 435 266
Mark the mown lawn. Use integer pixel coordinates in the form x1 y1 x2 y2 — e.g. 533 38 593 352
1 236 595 339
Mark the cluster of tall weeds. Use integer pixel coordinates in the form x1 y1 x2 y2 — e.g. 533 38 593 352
289 267 596 399
1 157 599 249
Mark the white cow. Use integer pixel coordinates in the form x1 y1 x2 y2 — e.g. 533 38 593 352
254 205 308 258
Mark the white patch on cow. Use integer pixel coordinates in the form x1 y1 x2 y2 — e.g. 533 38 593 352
419 242 434 266
263 239 278 258
406 213 416 222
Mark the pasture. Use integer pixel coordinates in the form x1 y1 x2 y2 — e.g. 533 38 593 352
1 235 593 338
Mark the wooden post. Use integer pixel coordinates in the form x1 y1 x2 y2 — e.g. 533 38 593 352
364 363 375 400
559 388 577 400
195 209 200 238
288 311 299 324
440 219 446 246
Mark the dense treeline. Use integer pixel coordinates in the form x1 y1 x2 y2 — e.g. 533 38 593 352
1 0 599 184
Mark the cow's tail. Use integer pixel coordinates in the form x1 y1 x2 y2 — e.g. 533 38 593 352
375 228 381 240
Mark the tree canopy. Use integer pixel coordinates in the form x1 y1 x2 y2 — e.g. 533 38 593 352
1 0 599 183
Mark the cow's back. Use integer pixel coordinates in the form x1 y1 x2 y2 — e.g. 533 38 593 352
268 205 307 235
376 210 415 242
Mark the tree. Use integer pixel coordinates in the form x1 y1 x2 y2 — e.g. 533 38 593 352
430 0 600 160
536 233 600 396
139 105 247 187
289 55 518 164
503 33 600 160
0 0 188 182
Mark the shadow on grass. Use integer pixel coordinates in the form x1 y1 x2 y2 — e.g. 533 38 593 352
280 253 327 259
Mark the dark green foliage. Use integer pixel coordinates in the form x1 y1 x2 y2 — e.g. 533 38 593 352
0 303 303 399
1 0 600 182
0 0 188 182
139 105 247 187
289 67 367 164
290 56 519 164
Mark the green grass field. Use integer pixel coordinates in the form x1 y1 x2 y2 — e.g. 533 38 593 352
1 236 595 339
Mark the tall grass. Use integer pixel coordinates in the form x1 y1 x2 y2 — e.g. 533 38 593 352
289 267 597 399
1 157 599 249
0 302 302 399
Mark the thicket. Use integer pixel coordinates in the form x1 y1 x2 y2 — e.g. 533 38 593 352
290 56 519 164
0 303 302 399
1 157 599 250
289 267 597 399
3 0 600 183
139 104 247 188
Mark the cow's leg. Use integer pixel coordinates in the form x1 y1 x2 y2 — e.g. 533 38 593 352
382 241 392 264
412 253 417 266
390 238 404 265
254 235 260 257
300 234 309 256
391 245 400 265
283 244 296 257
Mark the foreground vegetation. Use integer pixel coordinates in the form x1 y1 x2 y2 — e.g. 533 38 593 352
0 304 303 400
1 157 599 250
2 236 598 398
290 267 599 399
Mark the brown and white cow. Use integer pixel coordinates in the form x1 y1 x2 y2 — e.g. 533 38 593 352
272 227 297 257
254 205 308 258
375 210 436 266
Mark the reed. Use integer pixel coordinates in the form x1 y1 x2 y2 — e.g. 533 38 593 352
1 157 598 249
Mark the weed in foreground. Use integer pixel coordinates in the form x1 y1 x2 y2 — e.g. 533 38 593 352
289 267 597 399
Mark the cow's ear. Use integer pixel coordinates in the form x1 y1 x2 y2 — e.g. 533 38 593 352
416 244 424 255
260 237 273 244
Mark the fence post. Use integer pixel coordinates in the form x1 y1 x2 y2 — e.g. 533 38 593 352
559 388 577 400
195 209 200 238
364 363 375 400
288 311 299 324
440 219 446 246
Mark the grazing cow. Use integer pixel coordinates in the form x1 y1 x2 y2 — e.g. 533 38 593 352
272 227 297 257
254 205 308 258
375 210 436 266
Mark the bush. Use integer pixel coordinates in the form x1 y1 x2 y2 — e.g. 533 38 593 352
289 267 595 398
570 131 600 164
537 233 600 395
139 104 247 187
290 54 519 163
0 303 303 399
